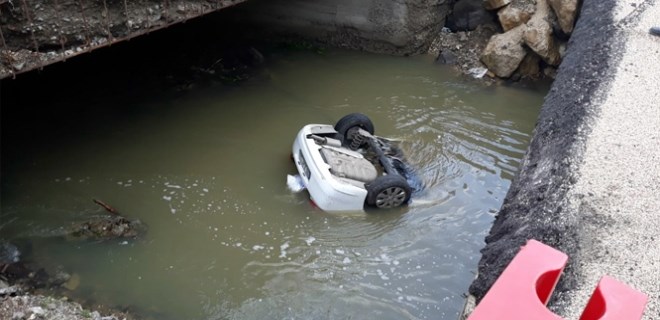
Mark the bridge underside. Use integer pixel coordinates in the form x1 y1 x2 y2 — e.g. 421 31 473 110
0 0 247 79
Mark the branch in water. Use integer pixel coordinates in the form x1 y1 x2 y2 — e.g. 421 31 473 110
93 199 120 215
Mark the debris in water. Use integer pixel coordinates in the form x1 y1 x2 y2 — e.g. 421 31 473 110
93 199 120 215
468 67 489 79
305 236 316 246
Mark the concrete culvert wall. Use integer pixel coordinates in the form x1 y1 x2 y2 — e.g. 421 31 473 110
206 0 451 55
0 0 451 78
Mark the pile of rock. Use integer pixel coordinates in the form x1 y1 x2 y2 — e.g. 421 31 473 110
0 293 127 320
480 0 579 79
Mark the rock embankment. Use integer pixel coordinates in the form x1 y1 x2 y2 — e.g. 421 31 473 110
1 292 126 320
1 249 134 320
432 0 580 81
480 0 579 79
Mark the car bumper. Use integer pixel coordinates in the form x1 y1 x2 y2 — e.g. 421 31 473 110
292 124 368 212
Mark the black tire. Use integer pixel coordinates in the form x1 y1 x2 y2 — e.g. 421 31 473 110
334 113 375 148
366 175 411 209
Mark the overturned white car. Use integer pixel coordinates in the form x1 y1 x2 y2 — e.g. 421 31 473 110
292 113 413 212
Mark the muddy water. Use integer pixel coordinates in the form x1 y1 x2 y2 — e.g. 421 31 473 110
1 50 547 319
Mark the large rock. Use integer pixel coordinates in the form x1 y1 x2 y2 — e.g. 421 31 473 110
483 0 511 10
480 25 527 77
62 274 81 291
447 0 498 31
516 52 542 79
497 0 535 31
523 0 561 65
548 0 579 34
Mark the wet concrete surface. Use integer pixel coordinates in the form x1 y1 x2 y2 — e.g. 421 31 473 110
467 0 660 318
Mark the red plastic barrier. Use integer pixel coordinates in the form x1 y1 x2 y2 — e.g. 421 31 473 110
468 239 648 320
580 276 648 320
468 240 567 320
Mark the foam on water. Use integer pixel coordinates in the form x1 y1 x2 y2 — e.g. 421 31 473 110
286 174 305 193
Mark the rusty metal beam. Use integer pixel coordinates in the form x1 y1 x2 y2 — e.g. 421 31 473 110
163 0 170 21
101 0 114 42
0 5 15 79
123 0 130 33
0 6 7 50
77 0 92 45
52 0 68 52
19 0 39 53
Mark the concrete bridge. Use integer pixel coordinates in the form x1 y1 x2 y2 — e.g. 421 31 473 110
0 0 249 78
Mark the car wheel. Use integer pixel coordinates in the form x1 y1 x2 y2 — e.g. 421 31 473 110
366 175 411 209
334 113 375 148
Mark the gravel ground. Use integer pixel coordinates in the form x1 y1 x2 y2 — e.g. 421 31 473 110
557 0 660 318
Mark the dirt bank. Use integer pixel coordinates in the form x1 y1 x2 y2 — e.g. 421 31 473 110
0 0 247 78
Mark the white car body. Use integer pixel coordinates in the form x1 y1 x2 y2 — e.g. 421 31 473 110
292 124 378 211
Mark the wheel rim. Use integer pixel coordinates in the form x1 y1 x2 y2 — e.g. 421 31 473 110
346 127 361 140
375 187 407 208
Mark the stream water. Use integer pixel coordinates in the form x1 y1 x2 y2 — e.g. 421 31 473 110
1 49 547 319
